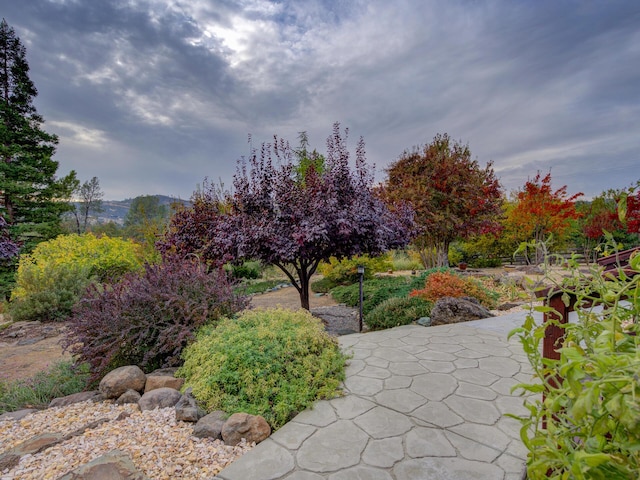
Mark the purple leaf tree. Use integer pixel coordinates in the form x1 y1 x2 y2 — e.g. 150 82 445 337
161 123 414 310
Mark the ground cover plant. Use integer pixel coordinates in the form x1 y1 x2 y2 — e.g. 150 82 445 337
9 233 145 322
509 239 640 479
63 257 247 386
0 360 89 413
178 308 347 429
365 296 432 330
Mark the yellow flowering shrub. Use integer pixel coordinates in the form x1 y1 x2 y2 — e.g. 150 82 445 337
10 234 146 322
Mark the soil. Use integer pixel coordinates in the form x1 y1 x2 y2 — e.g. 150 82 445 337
0 287 340 383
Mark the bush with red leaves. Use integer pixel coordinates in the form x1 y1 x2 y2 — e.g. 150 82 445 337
63 256 248 386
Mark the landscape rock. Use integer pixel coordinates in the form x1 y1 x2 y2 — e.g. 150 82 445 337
193 410 227 439
138 387 182 411
221 412 271 446
49 390 104 408
430 296 493 326
416 316 431 327
144 374 184 393
0 408 38 422
147 367 179 377
175 387 205 422
99 366 146 399
56 449 149 480
115 389 142 405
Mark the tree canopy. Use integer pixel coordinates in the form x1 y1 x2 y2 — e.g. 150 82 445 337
0 18 76 248
161 123 414 309
383 133 502 267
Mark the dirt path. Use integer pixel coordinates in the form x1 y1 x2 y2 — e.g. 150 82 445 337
0 287 337 383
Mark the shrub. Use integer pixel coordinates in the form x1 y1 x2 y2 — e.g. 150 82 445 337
510 240 640 478
331 270 441 314
234 279 287 296
228 260 261 280
310 276 338 293
0 360 89 413
365 296 432 330
410 270 498 308
389 249 423 271
178 308 347 429
9 234 145 322
319 254 392 285
63 257 247 386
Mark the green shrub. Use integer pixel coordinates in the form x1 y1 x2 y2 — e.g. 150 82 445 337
389 249 423 271
510 239 640 478
365 296 432 330
0 360 89 413
331 270 440 314
469 257 502 268
9 234 146 322
319 254 392 285
178 308 347 429
310 276 338 293
228 260 261 280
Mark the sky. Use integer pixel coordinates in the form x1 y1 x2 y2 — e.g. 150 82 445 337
1 0 639 201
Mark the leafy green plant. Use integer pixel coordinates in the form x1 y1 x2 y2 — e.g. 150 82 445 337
331 270 442 314
310 276 338 293
64 257 247 386
178 308 347 429
509 238 640 479
319 254 393 285
365 296 432 330
0 361 89 413
9 234 146 322
389 249 423 271
227 260 261 280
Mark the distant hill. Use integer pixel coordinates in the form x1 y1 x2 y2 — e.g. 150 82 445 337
73 195 190 225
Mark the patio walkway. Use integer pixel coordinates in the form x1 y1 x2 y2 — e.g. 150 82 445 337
216 311 539 480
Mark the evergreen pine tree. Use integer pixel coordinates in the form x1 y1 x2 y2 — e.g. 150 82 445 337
0 18 76 250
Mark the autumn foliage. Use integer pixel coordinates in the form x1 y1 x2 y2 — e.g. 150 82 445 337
383 134 502 267
409 270 496 308
161 124 413 309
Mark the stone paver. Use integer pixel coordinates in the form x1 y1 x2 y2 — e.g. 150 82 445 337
216 312 540 480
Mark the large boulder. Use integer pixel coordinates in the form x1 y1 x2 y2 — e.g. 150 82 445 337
221 413 271 446
193 411 227 439
430 296 492 326
175 388 206 423
138 387 182 411
99 366 146 399
144 375 184 393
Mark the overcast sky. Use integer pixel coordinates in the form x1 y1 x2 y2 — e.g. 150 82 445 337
2 0 639 200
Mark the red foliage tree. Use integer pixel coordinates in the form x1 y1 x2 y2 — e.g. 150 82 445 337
161 124 413 310
508 172 582 262
383 133 502 267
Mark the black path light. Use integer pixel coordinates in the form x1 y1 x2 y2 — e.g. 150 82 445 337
357 265 364 332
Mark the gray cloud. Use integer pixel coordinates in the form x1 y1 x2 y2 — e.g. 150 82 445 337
1 0 638 199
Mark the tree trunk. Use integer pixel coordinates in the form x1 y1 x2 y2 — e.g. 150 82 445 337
435 241 450 268
299 271 310 310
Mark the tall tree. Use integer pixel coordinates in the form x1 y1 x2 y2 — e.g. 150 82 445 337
72 176 104 233
161 123 413 310
383 133 503 268
0 18 76 247
507 171 582 263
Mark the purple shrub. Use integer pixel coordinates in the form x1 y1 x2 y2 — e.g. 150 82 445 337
63 256 247 385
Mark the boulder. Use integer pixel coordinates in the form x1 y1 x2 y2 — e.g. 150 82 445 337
49 391 103 408
430 296 492 326
144 375 184 393
138 387 182 411
0 408 37 422
175 388 205 423
99 366 146 399
221 413 271 446
115 389 142 406
193 411 227 439
56 449 149 480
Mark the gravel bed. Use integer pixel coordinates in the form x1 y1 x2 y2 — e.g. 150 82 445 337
0 401 253 479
